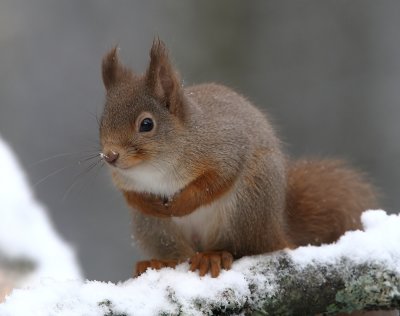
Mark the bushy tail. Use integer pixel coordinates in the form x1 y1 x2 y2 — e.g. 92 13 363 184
286 159 378 246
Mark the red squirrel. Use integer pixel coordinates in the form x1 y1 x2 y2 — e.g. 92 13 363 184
99 39 377 278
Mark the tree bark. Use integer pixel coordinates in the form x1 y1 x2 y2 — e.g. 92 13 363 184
97 253 400 315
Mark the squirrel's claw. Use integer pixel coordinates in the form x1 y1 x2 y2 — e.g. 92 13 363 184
189 251 233 278
134 259 179 277
134 252 234 278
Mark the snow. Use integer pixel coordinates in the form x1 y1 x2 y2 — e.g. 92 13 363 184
0 210 399 315
0 136 82 284
0 135 399 315
0 266 252 316
290 210 400 272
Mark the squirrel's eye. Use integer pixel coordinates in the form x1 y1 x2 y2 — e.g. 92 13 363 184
139 118 154 132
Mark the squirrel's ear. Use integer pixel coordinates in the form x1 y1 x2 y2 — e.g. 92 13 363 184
102 46 131 90
146 38 184 119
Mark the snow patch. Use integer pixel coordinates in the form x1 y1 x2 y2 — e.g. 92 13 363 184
0 210 399 315
0 264 252 316
290 209 400 272
0 136 82 283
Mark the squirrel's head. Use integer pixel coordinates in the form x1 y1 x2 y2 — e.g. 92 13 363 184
99 39 186 174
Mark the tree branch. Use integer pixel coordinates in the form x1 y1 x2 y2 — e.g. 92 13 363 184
95 255 400 315
0 210 399 315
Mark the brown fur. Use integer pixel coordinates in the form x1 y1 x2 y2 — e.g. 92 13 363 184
287 159 378 246
124 168 237 217
99 40 378 284
102 46 133 90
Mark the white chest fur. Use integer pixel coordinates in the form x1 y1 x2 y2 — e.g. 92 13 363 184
118 161 238 251
118 161 186 196
172 204 217 251
172 189 236 251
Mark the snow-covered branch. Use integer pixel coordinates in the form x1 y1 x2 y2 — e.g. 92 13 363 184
1 211 399 315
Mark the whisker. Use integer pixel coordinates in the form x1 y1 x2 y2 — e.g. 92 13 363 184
29 152 79 168
32 150 102 188
90 160 106 187
78 153 102 164
62 158 104 201
33 165 72 187
29 150 101 168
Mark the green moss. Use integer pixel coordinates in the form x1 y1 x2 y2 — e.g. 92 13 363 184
326 266 400 315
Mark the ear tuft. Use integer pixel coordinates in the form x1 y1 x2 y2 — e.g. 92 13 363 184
146 38 184 118
102 46 130 90
147 38 170 90
149 37 168 64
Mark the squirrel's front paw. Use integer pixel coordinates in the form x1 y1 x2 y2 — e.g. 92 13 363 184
189 251 233 278
134 259 179 277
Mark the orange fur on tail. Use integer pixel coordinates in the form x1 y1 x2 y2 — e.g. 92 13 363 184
286 159 378 246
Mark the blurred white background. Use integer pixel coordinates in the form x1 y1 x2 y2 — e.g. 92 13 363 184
0 1 399 282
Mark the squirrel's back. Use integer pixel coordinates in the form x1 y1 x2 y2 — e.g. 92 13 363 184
185 83 280 150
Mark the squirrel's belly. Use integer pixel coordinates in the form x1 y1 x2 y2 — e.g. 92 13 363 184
172 188 236 251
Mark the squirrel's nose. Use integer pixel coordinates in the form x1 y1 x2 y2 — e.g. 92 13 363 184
102 151 119 165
